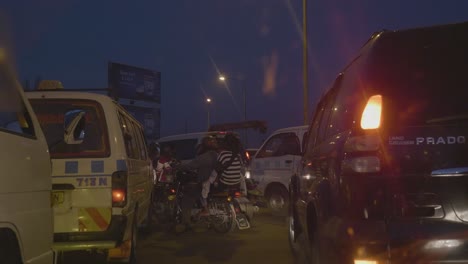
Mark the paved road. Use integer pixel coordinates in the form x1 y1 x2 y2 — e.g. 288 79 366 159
137 208 294 264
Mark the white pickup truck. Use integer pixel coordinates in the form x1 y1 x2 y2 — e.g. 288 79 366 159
249 125 308 215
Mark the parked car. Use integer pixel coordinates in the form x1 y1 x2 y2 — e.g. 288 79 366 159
249 125 308 214
27 90 153 263
289 21 468 263
0 49 54 263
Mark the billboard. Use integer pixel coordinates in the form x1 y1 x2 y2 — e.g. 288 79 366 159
108 62 161 103
121 104 160 141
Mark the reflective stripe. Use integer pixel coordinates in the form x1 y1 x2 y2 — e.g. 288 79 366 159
78 208 111 232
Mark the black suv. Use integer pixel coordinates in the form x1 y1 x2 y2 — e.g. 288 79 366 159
289 21 468 263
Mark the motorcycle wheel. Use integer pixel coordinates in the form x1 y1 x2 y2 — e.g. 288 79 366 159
212 202 237 233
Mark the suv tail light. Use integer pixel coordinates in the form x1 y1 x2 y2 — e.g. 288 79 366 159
344 135 382 173
361 95 382 130
343 95 383 173
112 171 127 207
343 156 381 173
344 135 381 152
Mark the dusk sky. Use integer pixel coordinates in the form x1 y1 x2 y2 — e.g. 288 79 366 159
1 0 468 147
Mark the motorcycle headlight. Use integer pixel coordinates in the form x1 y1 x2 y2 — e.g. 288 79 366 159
245 171 251 179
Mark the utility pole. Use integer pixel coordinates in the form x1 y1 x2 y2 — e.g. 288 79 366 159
303 0 309 125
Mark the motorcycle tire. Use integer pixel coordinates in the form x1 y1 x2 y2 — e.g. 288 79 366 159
212 203 237 233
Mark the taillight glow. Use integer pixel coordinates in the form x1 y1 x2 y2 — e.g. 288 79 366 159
361 95 382 130
234 191 241 198
246 151 250 160
112 189 126 203
112 171 128 207
354 260 378 264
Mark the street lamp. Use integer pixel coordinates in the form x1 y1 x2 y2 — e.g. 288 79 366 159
206 97 212 130
218 74 247 145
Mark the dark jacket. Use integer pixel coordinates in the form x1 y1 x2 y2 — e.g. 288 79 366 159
177 150 218 183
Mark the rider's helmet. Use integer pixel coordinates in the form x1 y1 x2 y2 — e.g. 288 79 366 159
197 134 218 155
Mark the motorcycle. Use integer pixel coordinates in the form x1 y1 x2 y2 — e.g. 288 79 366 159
168 169 257 233
151 159 179 224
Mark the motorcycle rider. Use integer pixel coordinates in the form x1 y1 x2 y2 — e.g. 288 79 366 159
174 135 219 230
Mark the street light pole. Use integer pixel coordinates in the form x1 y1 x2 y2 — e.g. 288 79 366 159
303 0 309 125
206 98 212 130
242 78 247 147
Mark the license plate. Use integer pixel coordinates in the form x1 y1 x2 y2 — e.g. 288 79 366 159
52 191 64 206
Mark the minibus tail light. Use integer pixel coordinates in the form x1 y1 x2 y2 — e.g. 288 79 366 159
112 171 127 207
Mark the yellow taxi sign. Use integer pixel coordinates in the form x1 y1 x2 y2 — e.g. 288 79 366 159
38 80 64 90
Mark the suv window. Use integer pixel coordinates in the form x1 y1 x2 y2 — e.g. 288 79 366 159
30 99 110 158
367 31 468 127
327 74 360 136
317 87 338 143
256 132 301 158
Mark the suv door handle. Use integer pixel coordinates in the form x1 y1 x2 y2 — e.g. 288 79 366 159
285 160 293 164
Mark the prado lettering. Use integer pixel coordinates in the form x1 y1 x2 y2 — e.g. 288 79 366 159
416 136 466 145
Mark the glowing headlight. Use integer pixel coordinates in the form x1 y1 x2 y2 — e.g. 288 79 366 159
245 171 251 179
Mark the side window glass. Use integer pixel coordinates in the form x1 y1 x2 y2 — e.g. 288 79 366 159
317 83 339 143
307 101 325 150
327 74 360 137
301 130 309 153
137 128 148 160
278 133 301 156
132 122 147 160
118 112 135 158
256 135 282 158
0 72 35 137
0 110 34 136
161 139 198 161
127 120 139 160
256 133 294 158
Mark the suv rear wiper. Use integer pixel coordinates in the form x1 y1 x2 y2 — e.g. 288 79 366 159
426 114 468 124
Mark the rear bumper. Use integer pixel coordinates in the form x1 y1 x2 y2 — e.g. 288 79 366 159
53 215 127 249
386 221 468 263
321 218 468 263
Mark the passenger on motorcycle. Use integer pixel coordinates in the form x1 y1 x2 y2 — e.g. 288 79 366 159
156 144 176 183
213 133 244 191
148 142 160 184
174 135 219 223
